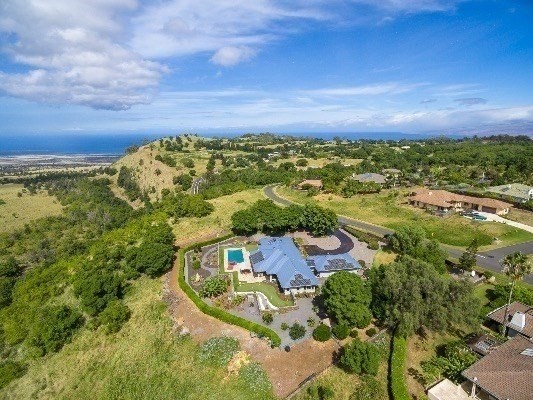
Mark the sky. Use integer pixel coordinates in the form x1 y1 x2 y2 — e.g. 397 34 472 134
0 0 532 137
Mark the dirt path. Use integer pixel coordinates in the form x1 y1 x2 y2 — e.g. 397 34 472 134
167 256 339 398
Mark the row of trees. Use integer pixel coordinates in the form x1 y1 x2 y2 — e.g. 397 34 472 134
231 199 338 236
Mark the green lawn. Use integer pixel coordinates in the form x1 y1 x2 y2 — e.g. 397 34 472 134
236 282 294 308
277 186 533 249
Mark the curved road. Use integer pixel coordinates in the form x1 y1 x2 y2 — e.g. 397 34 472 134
264 184 533 283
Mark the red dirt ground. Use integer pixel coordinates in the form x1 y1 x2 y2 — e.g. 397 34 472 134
167 259 339 398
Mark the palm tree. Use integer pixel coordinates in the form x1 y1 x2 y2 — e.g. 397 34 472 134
501 252 531 335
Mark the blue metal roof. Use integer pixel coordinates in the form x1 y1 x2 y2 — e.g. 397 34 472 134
306 253 361 273
249 237 318 289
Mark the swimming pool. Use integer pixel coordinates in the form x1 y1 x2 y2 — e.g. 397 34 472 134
227 249 245 263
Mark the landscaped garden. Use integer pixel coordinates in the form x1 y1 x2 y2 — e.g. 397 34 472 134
236 282 294 308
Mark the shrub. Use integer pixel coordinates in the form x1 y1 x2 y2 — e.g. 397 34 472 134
312 324 331 342
199 336 240 367
350 330 359 338
281 322 289 331
192 259 201 270
340 338 380 376
0 361 27 389
390 335 411 400
26 305 84 355
289 323 306 340
239 361 272 394
484 271 494 280
366 327 377 337
262 312 274 325
98 300 131 334
199 275 228 298
332 324 351 340
307 317 316 327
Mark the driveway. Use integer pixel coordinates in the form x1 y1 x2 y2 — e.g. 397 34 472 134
468 211 533 233
304 229 355 255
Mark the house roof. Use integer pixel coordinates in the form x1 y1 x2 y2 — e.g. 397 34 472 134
382 168 402 175
462 335 533 400
298 179 323 188
250 237 318 289
352 173 387 184
409 189 512 211
486 302 533 339
306 253 361 273
488 183 533 201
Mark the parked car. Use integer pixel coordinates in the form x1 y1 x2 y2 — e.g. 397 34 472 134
472 215 487 221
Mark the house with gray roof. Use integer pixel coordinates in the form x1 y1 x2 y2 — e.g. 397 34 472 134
306 253 361 278
352 172 387 185
249 237 318 295
487 183 533 203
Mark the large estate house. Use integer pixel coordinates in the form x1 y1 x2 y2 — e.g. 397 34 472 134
409 188 512 215
249 237 360 295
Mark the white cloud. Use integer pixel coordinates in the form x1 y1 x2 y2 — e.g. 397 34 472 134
210 46 256 67
0 0 166 110
302 82 428 97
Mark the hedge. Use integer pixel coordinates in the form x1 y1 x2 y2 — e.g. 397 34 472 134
178 236 282 347
343 225 381 250
389 335 411 400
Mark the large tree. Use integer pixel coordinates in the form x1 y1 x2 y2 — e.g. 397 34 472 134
369 256 480 337
459 238 478 272
501 252 531 334
322 271 372 328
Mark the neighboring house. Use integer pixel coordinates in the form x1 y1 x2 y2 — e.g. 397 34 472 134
486 301 533 339
382 168 402 177
249 237 318 295
297 179 323 190
352 172 387 185
462 335 533 400
409 188 512 215
306 253 361 278
382 168 402 187
487 183 533 203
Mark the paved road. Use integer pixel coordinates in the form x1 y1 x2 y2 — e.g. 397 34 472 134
264 184 533 283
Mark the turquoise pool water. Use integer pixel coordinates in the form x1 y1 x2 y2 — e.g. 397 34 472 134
227 249 244 263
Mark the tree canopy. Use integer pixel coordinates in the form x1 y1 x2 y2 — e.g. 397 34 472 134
369 256 480 337
322 271 372 328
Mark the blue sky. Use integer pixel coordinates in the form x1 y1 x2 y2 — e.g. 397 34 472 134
0 0 532 137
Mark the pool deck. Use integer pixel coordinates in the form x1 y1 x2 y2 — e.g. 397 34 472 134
224 247 264 284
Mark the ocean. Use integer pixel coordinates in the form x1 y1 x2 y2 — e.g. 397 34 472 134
0 131 446 157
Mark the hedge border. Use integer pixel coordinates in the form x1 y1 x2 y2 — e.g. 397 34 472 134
389 335 411 400
178 235 282 347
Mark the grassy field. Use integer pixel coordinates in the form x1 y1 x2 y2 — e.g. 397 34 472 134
504 208 533 227
277 186 533 248
172 188 265 245
0 278 271 400
0 183 63 233
372 249 397 268
236 282 293 308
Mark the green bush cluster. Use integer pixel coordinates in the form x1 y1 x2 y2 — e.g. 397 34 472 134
332 324 351 340
178 240 281 347
339 338 380 376
343 226 380 250
231 199 338 237
289 323 306 340
312 324 331 342
389 335 411 400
